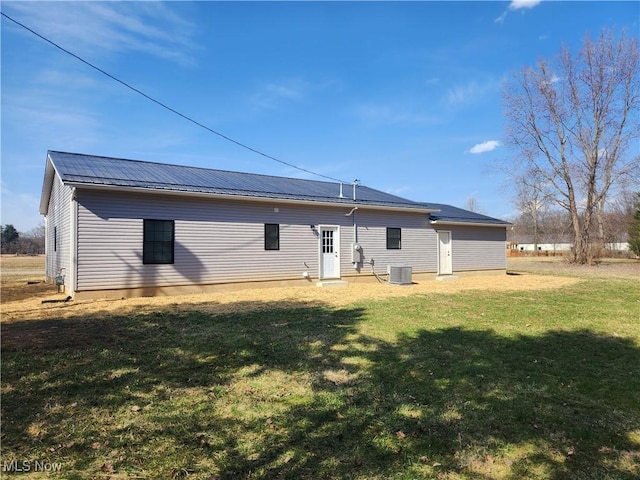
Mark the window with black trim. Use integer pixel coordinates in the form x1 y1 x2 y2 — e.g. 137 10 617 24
53 226 57 252
143 219 175 264
265 223 279 250
386 227 401 249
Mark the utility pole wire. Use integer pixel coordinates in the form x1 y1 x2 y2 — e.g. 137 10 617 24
1 11 347 184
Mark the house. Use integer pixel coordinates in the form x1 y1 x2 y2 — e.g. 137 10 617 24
40 151 511 299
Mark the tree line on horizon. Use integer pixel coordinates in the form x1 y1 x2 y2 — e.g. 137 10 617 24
1 223 45 255
508 191 640 257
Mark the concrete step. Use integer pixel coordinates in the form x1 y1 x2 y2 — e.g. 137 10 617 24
316 280 349 288
436 275 459 281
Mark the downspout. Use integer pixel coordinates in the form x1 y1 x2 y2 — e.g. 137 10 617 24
353 208 359 270
353 208 358 243
352 179 360 244
43 215 49 282
69 187 78 296
345 206 359 270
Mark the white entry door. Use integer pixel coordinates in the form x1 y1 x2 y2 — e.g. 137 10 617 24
320 226 340 279
438 231 452 275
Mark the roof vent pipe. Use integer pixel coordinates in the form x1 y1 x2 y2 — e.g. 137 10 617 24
339 182 344 198
352 179 360 201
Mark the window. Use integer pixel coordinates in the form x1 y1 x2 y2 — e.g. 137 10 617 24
322 229 334 253
53 226 57 252
265 224 279 250
143 220 174 264
386 227 401 250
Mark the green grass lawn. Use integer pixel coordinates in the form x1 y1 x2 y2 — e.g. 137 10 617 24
2 277 639 479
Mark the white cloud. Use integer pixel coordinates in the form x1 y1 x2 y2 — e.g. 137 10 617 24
0 182 43 232
251 80 306 110
2 72 104 151
249 77 343 112
468 140 502 154
494 12 508 24
445 78 499 107
2 2 198 66
509 0 542 10
495 0 542 23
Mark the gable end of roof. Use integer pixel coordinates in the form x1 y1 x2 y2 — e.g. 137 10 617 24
39 153 57 215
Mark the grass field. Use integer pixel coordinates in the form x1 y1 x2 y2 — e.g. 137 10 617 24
1 257 639 479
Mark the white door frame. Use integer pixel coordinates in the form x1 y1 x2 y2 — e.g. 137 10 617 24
318 225 340 279
437 230 452 275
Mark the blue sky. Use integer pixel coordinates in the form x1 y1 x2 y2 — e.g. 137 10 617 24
1 1 638 232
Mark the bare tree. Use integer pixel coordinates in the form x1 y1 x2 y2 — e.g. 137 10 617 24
503 29 640 264
544 209 572 251
464 195 488 215
513 171 551 251
600 188 636 249
0 223 45 255
465 195 478 212
629 193 640 256
17 223 45 255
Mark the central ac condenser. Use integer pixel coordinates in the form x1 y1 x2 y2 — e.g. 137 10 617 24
387 265 412 285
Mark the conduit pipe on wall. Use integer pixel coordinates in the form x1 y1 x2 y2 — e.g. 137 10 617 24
345 206 359 269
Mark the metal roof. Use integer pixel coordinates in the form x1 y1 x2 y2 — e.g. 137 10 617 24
428 203 512 226
45 151 434 210
41 151 509 226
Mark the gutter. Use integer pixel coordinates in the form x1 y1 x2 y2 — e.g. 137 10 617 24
430 220 511 228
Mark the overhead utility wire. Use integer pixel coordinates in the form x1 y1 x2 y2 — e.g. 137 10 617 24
1 11 348 184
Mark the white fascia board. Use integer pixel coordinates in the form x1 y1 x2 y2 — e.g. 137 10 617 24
65 182 440 214
39 154 57 214
430 220 510 228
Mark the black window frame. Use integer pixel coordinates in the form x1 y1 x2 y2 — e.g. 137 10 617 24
143 219 175 265
386 227 401 250
53 226 57 252
264 223 280 251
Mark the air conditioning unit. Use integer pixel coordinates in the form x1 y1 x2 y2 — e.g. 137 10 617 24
387 264 412 285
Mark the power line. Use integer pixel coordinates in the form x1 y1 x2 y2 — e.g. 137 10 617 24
1 11 348 184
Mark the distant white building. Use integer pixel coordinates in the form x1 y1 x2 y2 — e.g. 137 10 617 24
510 242 629 252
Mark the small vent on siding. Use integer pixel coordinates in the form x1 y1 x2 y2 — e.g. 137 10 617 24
387 265 412 285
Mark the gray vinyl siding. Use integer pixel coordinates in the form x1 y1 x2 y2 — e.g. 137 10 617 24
354 210 437 274
449 225 507 271
45 174 73 287
75 189 438 291
76 191 318 290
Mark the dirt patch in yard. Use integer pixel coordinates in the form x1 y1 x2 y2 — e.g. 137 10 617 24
1 255 52 303
1 280 57 303
2 273 580 322
7 253 634 323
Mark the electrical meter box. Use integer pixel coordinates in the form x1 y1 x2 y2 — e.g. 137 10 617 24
351 243 363 263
